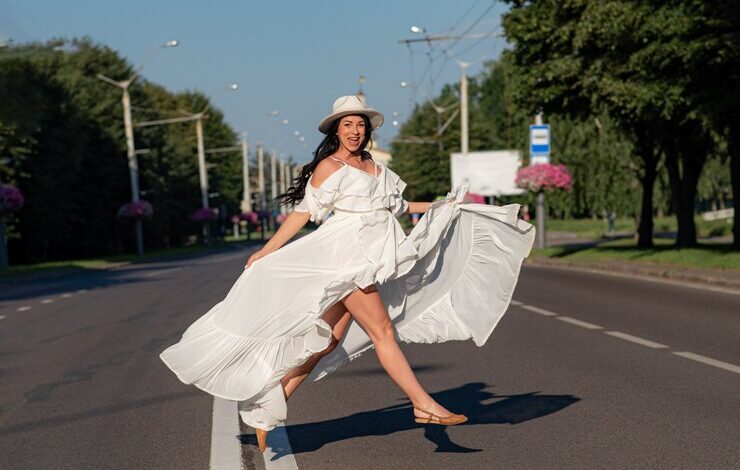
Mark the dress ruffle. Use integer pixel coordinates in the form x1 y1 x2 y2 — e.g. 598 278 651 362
308 188 535 381
160 161 534 431
294 163 409 223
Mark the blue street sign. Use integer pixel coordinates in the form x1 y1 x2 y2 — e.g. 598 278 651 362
529 124 550 156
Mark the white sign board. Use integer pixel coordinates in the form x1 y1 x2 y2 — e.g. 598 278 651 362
450 150 524 196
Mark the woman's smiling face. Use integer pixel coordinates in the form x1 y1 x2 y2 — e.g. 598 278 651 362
337 114 366 153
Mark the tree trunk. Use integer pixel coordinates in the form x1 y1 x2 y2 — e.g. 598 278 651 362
729 122 740 250
634 128 657 248
664 121 708 248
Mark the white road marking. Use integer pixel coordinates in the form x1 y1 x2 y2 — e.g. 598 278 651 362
263 425 299 470
672 352 740 375
509 299 523 306
61 293 72 298
605 331 668 349
517 301 740 377
40 299 54 304
0 315 6 320
556 316 603 330
210 398 242 470
143 267 183 278
520 305 558 316
76 289 87 293
17 306 31 312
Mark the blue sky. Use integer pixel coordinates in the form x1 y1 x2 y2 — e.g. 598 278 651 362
2 0 509 163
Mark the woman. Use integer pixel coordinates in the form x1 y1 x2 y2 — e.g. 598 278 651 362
160 95 535 453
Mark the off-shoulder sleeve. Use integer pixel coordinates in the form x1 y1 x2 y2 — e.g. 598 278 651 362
381 166 409 217
293 179 340 223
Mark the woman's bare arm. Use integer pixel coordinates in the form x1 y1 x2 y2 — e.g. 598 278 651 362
246 160 342 268
262 210 311 252
405 201 432 214
245 210 310 268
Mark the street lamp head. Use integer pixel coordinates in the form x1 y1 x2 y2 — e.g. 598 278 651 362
410 26 426 34
282 119 289 125
400 81 408 88
293 131 300 136
230 83 239 91
164 39 179 48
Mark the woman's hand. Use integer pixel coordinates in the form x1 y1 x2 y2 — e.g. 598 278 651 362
245 248 272 269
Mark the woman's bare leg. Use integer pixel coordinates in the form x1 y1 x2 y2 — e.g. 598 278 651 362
341 284 455 418
280 301 352 401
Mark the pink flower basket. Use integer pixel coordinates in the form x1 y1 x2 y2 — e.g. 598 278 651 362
239 211 259 225
0 185 24 216
191 207 218 223
117 200 153 219
515 163 573 193
464 192 486 204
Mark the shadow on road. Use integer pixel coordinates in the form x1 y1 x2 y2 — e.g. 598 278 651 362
240 382 579 459
0 245 253 303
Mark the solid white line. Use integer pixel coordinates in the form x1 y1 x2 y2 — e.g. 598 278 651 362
61 293 72 298
605 331 668 349
0 315 6 320
673 351 740 375
556 316 603 330
262 425 299 470
210 398 242 470
41 299 53 304
17 306 31 312
520 305 558 316
509 300 523 306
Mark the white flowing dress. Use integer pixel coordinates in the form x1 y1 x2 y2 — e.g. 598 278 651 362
160 157 535 431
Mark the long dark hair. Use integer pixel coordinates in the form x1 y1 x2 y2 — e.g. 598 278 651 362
276 113 374 207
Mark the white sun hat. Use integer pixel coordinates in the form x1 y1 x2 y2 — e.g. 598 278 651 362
318 95 384 134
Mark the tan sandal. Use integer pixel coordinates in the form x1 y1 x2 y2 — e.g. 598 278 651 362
413 406 468 426
256 428 268 452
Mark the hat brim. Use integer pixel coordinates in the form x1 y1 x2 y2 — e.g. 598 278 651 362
318 109 384 134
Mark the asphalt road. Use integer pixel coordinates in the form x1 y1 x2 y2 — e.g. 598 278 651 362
1 247 738 470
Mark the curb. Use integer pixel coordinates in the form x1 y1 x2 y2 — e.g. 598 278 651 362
525 257 740 293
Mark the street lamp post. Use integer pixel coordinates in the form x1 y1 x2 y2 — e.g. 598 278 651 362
96 39 178 256
134 82 238 244
241 131 251 213
456 60 470 155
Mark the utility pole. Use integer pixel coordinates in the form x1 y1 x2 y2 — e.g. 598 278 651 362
195 114 209 209
97 75 144 257
535 113 547 249
241 131 251 213
398 32 504 157
270 151 278 203
95 39 178 257
257 144 266 210
136 112 213 242
270 151 278 229
458 61 470 155
279 159 286 215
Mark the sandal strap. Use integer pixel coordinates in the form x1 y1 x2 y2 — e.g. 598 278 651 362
414 406 439 423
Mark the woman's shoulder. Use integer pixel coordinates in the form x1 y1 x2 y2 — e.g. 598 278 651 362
309 157 347 189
